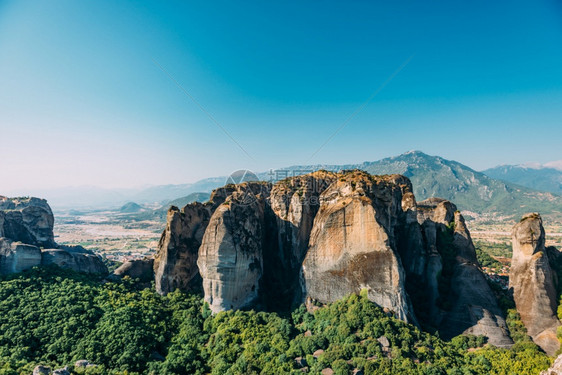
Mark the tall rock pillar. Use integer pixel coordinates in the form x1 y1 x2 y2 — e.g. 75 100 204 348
510 213 560 355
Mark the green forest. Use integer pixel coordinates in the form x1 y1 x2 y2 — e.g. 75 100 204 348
0 267 553 375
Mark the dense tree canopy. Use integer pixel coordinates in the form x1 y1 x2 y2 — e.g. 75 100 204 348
0 267 553 374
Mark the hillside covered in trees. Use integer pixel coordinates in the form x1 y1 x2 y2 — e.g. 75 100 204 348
0 267 553 375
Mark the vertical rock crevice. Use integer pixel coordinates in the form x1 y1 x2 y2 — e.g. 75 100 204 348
152 171 513 348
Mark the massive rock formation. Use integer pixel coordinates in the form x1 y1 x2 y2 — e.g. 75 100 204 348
268 171 337 307
153 184 241 295
153 171 512 347
419 201 512 347
41 247 107 274
0 196 55 248
197 182 271 313
303 172 416 323
0 238 42 274
154 204 212 294
510 213 561 355
0 196 107 275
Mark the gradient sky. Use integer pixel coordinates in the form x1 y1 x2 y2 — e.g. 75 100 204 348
1 0 562 192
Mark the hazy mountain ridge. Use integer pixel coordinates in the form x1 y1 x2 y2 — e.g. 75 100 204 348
484 164 562 194
11 152 562 221
279 151 562 220
7 178 224 210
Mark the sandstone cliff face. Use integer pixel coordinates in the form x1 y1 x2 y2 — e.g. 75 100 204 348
268 171 337 307
41 247 107 274
415 199 512 347
0 196 110 276
153 185 244 295
154 204 212 294
153 171 512 347
303 172 416 323
198 182 271 313
0 196 55 248
510 213 560 355
0 238 42 274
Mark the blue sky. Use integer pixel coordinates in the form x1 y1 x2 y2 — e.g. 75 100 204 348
1 0 562 190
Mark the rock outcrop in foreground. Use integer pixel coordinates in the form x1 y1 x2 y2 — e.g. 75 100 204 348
414 199 512 347
0 196 107 275
42 247 107 274
154 171 512 347
0 196 56 248
198 183 271 312
0 238 42 274
510 213 561 355
303 174 416 323
111 258 154 282
154 203 212 294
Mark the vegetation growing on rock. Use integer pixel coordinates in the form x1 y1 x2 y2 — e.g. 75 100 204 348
0 267 552 375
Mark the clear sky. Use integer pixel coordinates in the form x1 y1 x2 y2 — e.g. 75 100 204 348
1 0 562 191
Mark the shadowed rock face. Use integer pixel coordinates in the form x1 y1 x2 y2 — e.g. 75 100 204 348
0 197 55 248
0 196 110 275
41 247 108 274
0 238 42 274
413 198 512 347
153 171 512 347
197 182 271 313
111 258 154 282
510 213 560 355
267 171 337 308
154 204 212 294
303 172 417 323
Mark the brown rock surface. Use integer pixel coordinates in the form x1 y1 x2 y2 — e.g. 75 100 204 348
510 213 560 355
415 199 512 348
303 171 416 323
154 204 212 294
198 182 271 313
152 184 243 295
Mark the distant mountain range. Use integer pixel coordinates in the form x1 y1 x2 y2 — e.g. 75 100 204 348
6 178 224 210
120 192 213 222
483 164 562 195
276 151 562 219
8 151 562 220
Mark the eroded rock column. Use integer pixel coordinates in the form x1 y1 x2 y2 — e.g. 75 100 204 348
510 213 560 355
